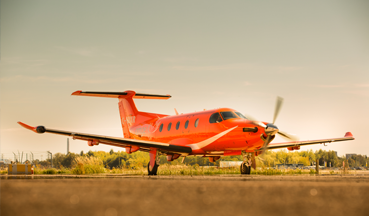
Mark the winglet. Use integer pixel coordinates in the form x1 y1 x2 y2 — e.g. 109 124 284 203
18 122 46 134
344 132 353 138
71 90 82 96
17 122 37 133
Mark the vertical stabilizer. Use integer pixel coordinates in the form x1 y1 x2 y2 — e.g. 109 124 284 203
71 90 171 138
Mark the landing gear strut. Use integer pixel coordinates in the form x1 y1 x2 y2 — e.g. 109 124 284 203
240 151 252 175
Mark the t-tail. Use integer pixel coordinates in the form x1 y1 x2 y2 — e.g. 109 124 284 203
71 90 171 138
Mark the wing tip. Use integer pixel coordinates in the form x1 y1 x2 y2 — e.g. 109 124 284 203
71 90 82 96
344 132 354 138
18 121 36 132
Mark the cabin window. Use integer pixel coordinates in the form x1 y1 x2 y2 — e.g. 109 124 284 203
159 124 163 132
209 113 223 123
235 112 247 119
176 121 180 130
220 111 238 120
185 120 189 129
167 122 172 131
194 118 199 127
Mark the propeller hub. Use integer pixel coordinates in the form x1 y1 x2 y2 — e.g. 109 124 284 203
265 123 279 136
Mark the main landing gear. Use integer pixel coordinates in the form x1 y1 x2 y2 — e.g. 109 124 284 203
147 161 159 175
240 151 254 175
148 149 160 176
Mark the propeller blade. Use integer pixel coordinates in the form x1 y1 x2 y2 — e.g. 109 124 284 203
260 135 273 153
273 96 283 124
244 114 267 128
277 131 299 141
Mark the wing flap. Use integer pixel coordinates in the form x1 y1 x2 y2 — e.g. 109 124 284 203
18 122 191 154
263 132 355 151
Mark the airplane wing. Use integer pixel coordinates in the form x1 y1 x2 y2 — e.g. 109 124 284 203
18 122 192 155
262 132 354 151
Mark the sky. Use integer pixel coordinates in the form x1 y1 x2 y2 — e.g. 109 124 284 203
1 0 368 160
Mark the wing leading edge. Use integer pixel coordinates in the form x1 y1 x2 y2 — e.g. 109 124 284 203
18 122 192 155
262 132 354 151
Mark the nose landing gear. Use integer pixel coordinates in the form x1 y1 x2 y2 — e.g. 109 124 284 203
240 162 251 174
240 151 253 175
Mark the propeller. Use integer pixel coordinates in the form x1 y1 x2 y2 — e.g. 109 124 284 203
246 96 299 153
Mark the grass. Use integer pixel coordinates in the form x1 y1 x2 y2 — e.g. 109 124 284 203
0 169 7 175
0 162 357 176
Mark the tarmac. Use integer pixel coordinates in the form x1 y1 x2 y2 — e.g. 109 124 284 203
1 174 369 216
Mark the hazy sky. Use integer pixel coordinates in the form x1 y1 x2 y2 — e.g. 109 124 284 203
1 0 368 160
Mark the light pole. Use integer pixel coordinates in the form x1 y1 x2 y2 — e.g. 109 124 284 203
31 152 34 164
12 152 16 162
47 151 53 168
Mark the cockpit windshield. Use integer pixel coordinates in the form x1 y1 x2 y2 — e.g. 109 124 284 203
235 112 247 119
220 111 238 120
209 113 223 123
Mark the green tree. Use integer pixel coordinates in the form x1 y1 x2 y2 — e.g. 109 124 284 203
52 153 66 169
61 153 78 168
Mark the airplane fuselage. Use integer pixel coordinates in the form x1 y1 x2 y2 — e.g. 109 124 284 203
129 108 267 156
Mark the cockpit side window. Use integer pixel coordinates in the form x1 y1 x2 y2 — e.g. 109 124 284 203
220 111 238 120
209 113 223 123
235 112 247 119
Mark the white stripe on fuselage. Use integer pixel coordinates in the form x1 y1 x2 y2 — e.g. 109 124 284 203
187 126 238 150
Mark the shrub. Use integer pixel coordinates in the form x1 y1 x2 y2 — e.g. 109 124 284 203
43 168 57 174
72 162 85 175
72 156 106 175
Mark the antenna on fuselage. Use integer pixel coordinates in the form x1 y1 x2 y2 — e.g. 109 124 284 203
174 108 179 115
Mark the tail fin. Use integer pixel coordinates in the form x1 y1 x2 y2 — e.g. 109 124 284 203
72 90 171 138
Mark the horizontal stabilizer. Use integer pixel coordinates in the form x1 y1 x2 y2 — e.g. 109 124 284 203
72 90 171 99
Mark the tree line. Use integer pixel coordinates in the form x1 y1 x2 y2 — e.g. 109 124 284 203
34 149 368 169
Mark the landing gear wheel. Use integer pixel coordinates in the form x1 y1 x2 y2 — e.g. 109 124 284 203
240 163 251 175
148 161 159 175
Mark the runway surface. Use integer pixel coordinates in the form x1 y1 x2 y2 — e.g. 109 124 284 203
1 175 369 216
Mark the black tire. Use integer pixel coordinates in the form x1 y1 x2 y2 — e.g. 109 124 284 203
240 163 247 174
147 161 159 175
240 163 251 175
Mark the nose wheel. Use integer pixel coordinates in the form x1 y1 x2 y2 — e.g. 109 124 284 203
240 162 251 174
241 151 253 175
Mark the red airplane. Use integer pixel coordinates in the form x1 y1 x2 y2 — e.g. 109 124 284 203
18 90 354 175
